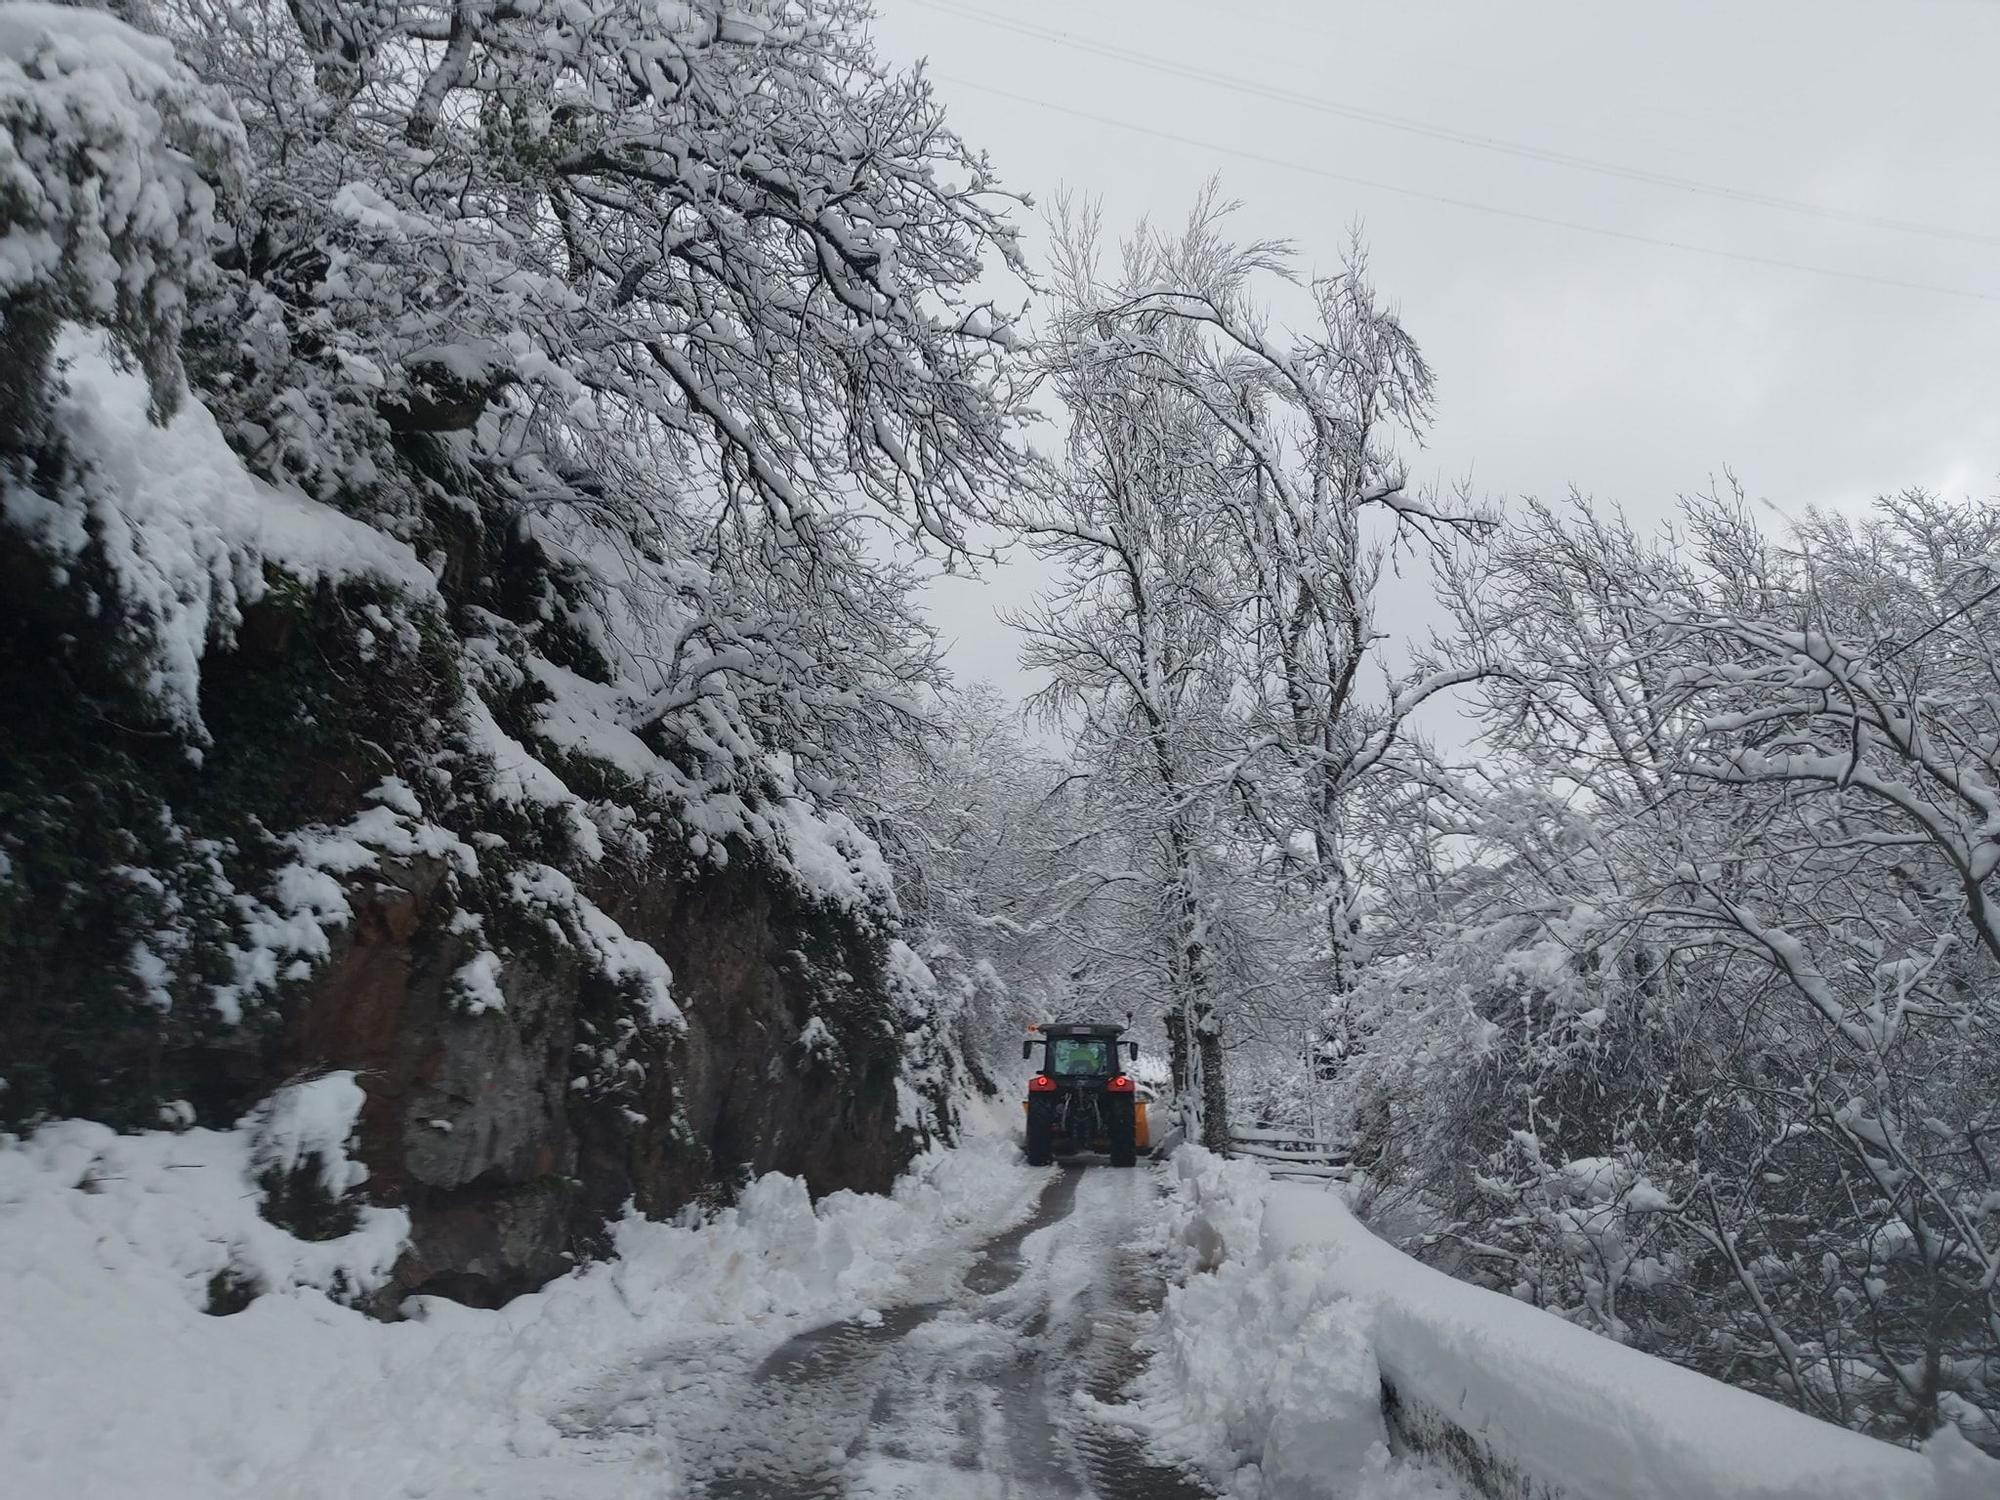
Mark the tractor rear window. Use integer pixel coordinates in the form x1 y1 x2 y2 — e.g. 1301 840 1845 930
1050 1038 1113 1075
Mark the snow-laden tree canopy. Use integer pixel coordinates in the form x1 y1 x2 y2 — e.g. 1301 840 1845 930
0 4 240 436
0 0 1035 1155
163 0 1031 542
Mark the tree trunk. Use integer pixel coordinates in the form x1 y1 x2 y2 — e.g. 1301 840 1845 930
1173 864 1231 1151
1196 1011 1229 1150
1164 1007 1190 1104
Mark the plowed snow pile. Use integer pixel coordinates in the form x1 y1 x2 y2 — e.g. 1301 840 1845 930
1146 1148 1997 1500
0 1088 1045 1499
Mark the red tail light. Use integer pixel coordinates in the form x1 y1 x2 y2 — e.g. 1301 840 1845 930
1107 1075 1135 1092
1028 1074 1057 1092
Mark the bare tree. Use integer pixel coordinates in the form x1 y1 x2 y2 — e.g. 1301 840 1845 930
1345 488 2000 1450
1011 198 1243 1145
1015 191 1490 1144
1081 208 1491 1001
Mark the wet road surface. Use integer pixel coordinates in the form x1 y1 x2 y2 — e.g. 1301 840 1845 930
569 1163 1216 1500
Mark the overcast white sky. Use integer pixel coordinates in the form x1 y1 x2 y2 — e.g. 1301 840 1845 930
871 0 2000 706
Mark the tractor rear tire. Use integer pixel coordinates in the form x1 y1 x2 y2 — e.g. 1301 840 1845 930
1025 1098 1055 1166
1107 1095 1138 1168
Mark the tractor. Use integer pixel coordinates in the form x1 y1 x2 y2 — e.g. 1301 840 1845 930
1020 1021 1149 1168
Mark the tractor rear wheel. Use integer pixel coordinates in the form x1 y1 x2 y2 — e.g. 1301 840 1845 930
1107 1094 1137 1168
1025 1098 1055 1166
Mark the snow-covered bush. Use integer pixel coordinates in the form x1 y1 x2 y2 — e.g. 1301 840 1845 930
0 5 240 432
1329 492 2000 1452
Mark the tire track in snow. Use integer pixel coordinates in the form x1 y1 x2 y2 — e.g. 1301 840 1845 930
962 1166 1084 1296
1065 1205 1214 1500
679 1162 1216 1499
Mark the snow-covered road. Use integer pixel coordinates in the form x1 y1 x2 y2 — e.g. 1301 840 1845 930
566 1163 1216 1500
26 1106 1965 1500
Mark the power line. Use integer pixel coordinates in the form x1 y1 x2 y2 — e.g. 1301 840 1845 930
1881 576 2000 661
910 0 2000 251
932 73 2000 305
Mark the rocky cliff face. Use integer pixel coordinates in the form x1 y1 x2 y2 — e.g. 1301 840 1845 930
1 0 990 1317
0 348 954 1313
278 840 919 1307
0 633 934 1308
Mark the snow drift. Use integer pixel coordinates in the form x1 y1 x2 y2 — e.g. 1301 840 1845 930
0 1084 1048 1499
1159 1148 1996 1500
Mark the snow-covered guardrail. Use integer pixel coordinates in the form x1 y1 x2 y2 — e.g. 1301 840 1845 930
1225 1129 1350 1182
1158 1149 1994 1500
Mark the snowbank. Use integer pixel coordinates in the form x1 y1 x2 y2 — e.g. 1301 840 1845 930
1162 1149 1995 1500
0 1086 1048 1499
1122 1149 1465 1499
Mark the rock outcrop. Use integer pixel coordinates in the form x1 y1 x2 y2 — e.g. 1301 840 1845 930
0 357 950 1311
272 840 918 1307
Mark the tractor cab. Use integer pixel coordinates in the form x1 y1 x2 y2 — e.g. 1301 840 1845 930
1021 1022 1148 1166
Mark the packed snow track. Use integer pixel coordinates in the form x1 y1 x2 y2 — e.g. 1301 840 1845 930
565 1163 1215 1499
